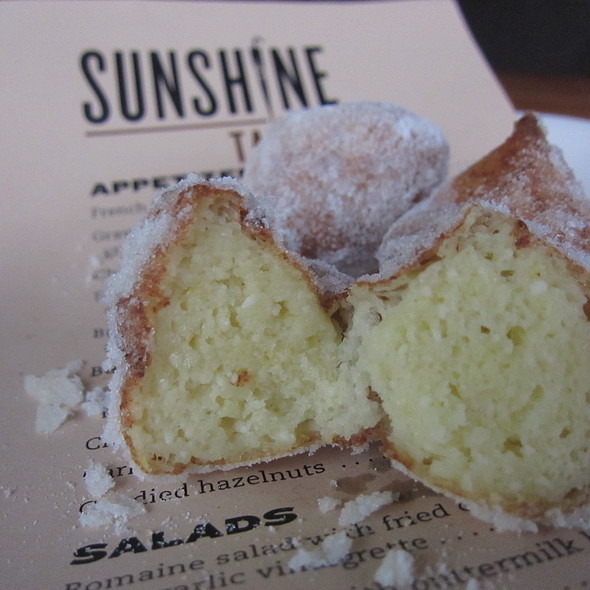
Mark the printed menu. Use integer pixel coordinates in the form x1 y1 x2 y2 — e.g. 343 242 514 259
1 1 588 589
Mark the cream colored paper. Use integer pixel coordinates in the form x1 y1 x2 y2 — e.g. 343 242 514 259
2 1 588 589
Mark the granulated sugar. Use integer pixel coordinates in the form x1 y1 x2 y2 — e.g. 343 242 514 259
338 490 397 527
24 360 85 433
373 549 415 587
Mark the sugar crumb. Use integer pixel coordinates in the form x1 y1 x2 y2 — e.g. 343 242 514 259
79 494 146 533
24 360 85 433
350 445 368 455
374 549 415 587
84 460 115 498
318 496 342 514
338 490 398 526
81 386 108 417
1 486 15 499
288 530 352 569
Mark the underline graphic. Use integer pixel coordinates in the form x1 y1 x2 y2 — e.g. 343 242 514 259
85 117 269 138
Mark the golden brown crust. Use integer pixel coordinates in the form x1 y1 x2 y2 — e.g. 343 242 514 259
443 113 590 256
451 114 590 301
448 114 554 203
331 424 381 449
146 436 325 476
377 114 590 287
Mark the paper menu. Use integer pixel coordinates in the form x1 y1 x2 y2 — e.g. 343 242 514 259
2 1 588 588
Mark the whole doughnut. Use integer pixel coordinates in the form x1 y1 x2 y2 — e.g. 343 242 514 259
242 101 449 276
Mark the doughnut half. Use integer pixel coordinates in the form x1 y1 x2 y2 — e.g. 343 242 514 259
360 114 590 526
104 177 382 475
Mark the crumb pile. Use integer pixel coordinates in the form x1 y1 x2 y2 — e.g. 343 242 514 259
79 494 146 532
79 459 145 532
104 107 590 529
84 459 115 498
288 531 353 571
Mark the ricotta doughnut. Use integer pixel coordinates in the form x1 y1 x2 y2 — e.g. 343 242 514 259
353 114 590 527
104 115 590 530
103 176 381 475
242 102 449 276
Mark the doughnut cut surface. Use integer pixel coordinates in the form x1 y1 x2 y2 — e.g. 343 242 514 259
349 205 590 519
106 181 381 475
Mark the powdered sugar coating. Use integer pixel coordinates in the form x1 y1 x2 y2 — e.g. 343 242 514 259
375 196 465 280
446 115 590 271
243 102 449 276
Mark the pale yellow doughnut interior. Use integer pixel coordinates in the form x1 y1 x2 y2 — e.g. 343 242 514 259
125 195 381 473
351 207 590 513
